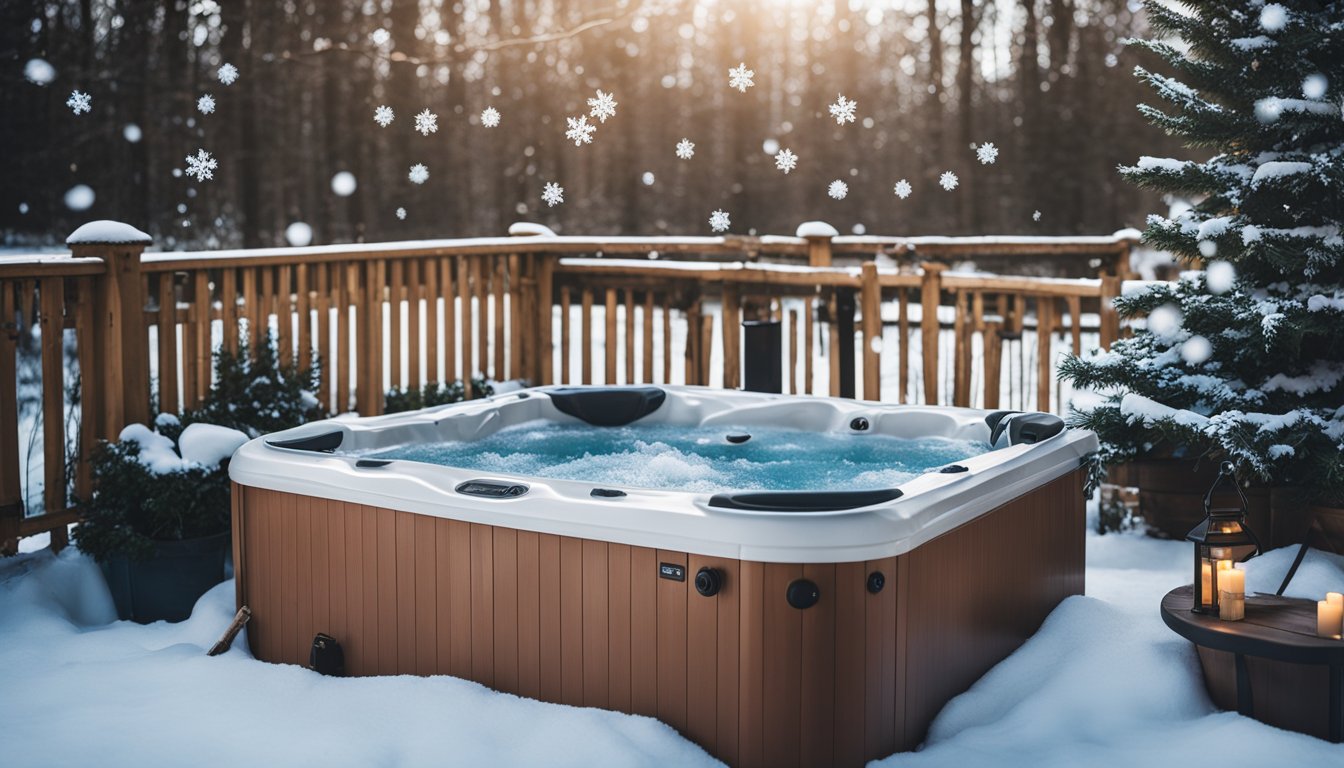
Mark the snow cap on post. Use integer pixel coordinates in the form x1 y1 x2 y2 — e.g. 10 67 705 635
508 221 557 237
796 221 837 267
66 220 153 246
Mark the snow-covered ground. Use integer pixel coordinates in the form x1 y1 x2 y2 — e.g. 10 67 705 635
4 532 1342 767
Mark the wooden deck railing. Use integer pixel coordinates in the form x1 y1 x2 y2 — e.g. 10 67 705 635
0 223 1137 553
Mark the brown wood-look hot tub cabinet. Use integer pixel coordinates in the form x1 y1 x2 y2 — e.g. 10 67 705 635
231 467 1085 767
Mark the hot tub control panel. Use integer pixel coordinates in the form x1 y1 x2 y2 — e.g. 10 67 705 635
454 480 529 499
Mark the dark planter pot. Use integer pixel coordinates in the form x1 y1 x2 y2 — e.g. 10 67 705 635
101 532 230 623
1135 459 1274 545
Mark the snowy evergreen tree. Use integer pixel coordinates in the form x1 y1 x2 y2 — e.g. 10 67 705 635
1061 0 1344 503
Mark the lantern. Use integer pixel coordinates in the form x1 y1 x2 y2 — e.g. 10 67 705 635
1187 461 1261 615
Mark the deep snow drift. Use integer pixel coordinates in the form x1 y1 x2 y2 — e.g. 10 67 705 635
2 532 1342 767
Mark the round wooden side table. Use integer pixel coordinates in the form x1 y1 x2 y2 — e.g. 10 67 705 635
1161 585 1344 743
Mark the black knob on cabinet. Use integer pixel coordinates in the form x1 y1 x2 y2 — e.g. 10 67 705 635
695 567 723 597
867 571 885 594
786 579 820 609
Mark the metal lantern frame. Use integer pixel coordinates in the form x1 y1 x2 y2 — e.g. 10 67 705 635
1187 461 1262 615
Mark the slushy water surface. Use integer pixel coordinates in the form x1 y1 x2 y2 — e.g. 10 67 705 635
365 422 990 492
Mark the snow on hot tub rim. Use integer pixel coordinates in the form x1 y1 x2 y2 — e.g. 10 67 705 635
229 386 1097 563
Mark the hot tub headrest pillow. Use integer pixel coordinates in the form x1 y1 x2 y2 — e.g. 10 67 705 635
547 387 668 427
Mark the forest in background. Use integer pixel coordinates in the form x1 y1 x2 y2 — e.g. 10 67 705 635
1 0 1187 249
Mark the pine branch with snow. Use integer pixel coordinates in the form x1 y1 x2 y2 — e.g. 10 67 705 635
1063 0 1344 504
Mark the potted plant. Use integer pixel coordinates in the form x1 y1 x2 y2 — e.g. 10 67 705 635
75 420 247 622
1059 0 1344 550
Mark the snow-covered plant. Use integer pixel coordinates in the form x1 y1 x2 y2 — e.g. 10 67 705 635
76 423 235 563
1060 0 1344 505
182 334 326 439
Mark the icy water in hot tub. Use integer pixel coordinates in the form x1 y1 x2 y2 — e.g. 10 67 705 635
364 422 991 492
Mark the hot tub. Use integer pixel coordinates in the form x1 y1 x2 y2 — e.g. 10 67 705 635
229 386 1095 767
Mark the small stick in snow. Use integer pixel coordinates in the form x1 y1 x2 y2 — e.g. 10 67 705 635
207 605 252 657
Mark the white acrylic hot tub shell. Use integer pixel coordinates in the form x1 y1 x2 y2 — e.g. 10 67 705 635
228 386 1097 563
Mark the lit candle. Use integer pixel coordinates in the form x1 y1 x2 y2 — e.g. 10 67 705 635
1331 593 1344 636
1219 567 1245 621
1319 599 1344 639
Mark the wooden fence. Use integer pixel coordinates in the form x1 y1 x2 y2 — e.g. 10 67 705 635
0 224 1135 553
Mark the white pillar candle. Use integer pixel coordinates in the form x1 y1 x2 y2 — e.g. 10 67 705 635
1330 593 1344 635
1219 567 1245 621
1318 599 1343 639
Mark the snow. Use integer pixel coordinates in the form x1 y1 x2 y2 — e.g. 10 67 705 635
65 183 93 210
727 63 754 92
894 179 913 199
480 106 501 128
197 94 215 114
65 220 152 246
177 423 248 467
413 109 439 136
708 209 730 233
284 222 313 247
117 424 191 474
1230 35 1272 51
66 90 91 115
408 163 429 185
828 180 848 200
774 148 798 174
373 105 393 127
1251 161 1312 184
5 532 1341 766
564 115 595 146
1120 392 1211 428
828 93 857 124
330 171 357 197
508 222 557 237
23 58 55 85
975 142 999 165
542 182 564 207
939 171 959 191
216 63 238 85
796 221 839 238
587 89 617 123
1135 156 1189 172
184 149 217 182
675 138 695 160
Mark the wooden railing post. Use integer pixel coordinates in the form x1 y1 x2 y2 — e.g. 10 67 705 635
721 283 741 389
1 281 19 555
860 262 882 401
919 262 946 405
510 223 556 386
68 223 153 439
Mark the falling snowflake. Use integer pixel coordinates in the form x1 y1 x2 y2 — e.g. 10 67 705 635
708 209 731 233
565 115 596 146
396 207 407 220
414 109 439 136
893 179 913 199
66 90 91 115
728 63 755 93
828 180 848 200
408 163 429 184
587 89 617 123
197 94 216 114
184 149 217 182
217 63 239 85
374 105 394 127
774 148 798 174
542 182 564 207
675 138 695 160
1033 210 1042 222
939 171 959 191
480 107 500 128
975 142 999 165
828 94 857 125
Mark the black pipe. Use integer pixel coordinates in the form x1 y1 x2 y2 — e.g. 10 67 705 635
836 289 856 398
742 320 782 393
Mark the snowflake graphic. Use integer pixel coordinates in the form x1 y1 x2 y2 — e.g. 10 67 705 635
217 63 239 85
829 94 857 125
828 180 848 200
480 107 500 128
708 209 731 233
414 110 439 136
675 138 695 160
774 148 798 174
893 179 913 199
396 207 407 220
542 182 564 207
728 63 755 93
66 90 91 115
184 149 217 182
374 105 394 127
565 115 596 146
1033 210 1042 222
408 163 429 184
976 142 999 165
587 89 617 123
197 94 216 115
939 171 959 191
